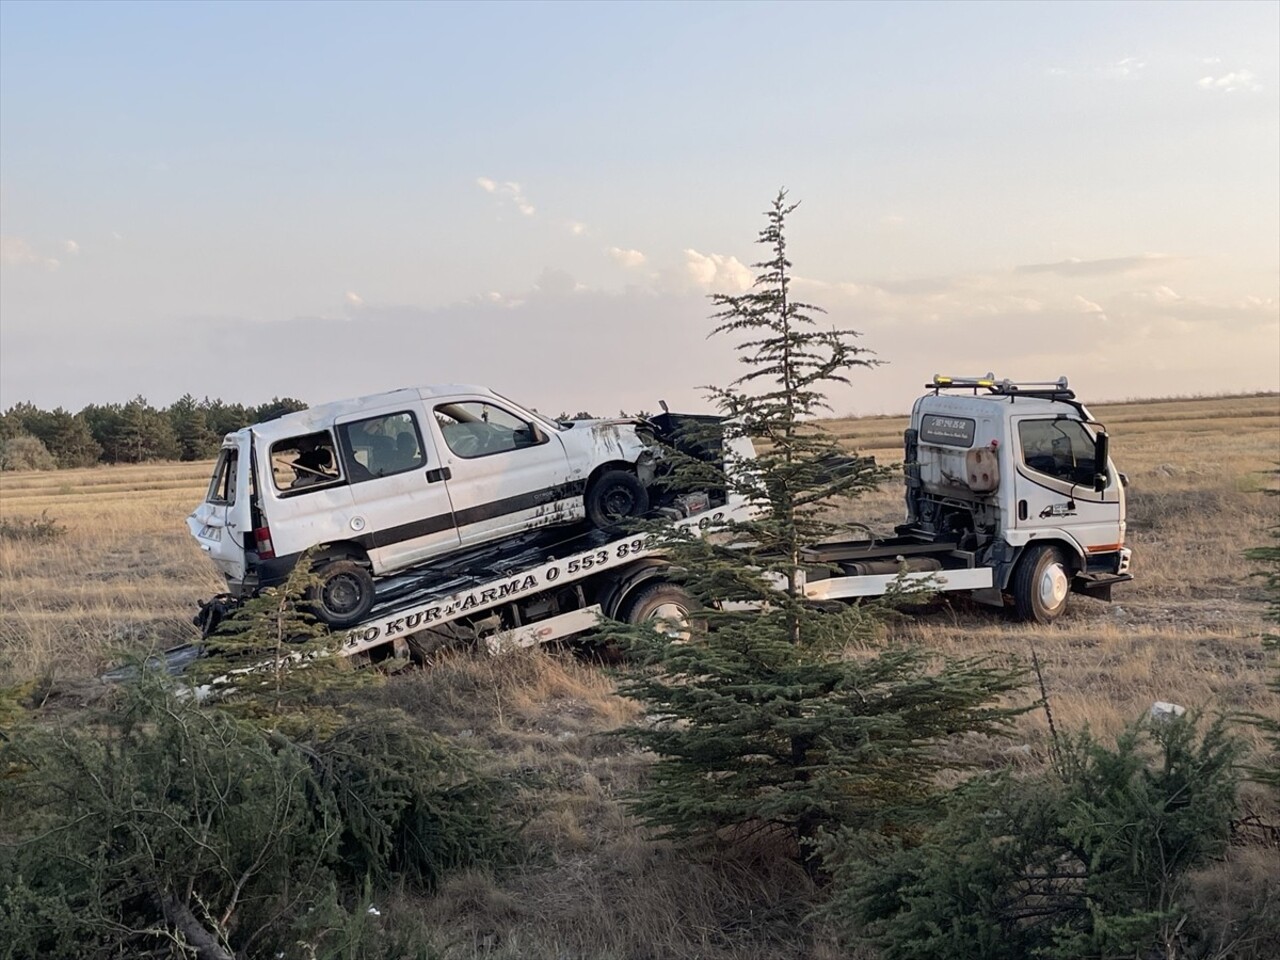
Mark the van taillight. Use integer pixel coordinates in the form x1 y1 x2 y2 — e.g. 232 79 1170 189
254 526 275 559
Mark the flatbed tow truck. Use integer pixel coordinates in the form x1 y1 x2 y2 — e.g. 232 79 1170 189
145 374 1132 679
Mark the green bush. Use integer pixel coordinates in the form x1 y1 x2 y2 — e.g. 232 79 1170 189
823 714 1242 960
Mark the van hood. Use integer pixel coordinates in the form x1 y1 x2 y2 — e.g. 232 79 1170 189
557 418 657 470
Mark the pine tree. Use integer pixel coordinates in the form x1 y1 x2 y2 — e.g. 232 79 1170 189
824 715 1241 960
191 555 370 734
615 191 1026 866
42 408 101 467
170 393 219 461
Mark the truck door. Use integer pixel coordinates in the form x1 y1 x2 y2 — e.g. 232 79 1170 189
187 438 253 584
1011 415 1124 553
335 407 461 574
430 398 576 546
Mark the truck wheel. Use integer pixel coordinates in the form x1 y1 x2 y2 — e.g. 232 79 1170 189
623 582 699 640
586 470 649 531
1012 545 1071 624
308 559 376 628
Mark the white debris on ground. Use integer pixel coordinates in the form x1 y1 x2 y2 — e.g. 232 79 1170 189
1150 701 1187 722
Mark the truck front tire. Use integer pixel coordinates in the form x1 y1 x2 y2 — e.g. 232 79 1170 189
308 559 376 628
586 470 649 531
1012 544 1070 624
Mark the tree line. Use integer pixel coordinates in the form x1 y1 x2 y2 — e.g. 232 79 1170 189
0 395 308 470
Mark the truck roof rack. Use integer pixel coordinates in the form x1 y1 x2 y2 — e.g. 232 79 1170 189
929 374 1075 401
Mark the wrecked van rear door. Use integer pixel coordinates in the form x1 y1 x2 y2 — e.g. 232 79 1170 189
188 438 252 584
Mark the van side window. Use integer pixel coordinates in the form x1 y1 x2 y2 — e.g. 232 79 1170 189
270 431 342 494
435 402 544 459
206 449 238 504
1018 419 1097 486
337 411 426 482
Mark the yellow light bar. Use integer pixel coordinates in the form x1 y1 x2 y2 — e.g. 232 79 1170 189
933 375 952 385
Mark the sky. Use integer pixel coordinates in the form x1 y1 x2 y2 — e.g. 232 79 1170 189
1 0 1277 418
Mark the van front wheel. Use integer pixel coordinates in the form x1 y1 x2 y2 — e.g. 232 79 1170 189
309 560 376 628
586 470 649 531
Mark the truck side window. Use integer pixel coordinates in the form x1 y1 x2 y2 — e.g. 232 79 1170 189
435 402 544 459
1018 419 1097 486
270 431 343 494
337 411 426 482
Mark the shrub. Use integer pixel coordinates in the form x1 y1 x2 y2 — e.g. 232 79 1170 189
0 510 65 542
0 434 57 471
823 714 1242 960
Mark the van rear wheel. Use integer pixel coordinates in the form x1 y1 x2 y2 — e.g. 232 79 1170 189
309 559 375 628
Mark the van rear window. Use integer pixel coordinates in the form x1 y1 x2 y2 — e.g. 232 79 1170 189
206 449 238 504
270 431 342 493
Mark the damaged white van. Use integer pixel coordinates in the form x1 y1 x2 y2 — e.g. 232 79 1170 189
188 385 660 626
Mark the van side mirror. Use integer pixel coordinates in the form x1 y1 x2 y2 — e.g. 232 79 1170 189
1093 431 1110 492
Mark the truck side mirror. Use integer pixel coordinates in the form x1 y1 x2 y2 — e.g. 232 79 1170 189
1093 431 1110 492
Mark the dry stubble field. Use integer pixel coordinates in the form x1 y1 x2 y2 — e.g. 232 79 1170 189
1 393 1278 958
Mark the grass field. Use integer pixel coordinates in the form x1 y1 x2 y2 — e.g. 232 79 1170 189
2 393 1278 958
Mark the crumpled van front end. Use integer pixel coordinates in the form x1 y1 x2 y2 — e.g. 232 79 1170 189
187 431 255 596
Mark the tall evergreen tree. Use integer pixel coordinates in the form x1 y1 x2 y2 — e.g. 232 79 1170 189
41 408 102 468
616 191 1026 865
169 393 219 461
117 395 180 462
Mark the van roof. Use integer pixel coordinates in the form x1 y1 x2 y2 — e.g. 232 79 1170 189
238 384 507 442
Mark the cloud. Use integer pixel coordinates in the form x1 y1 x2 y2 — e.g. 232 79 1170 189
475 176 535 216
607 246 646 268
879 214 906 227
1102 56 1147 78
1074 295 1107 321
1015 253 1176 277
0 235 60 270
566 221 588 236
681 249 753 292
62 239 79 255
1197 70 1262 93
344 291 364 307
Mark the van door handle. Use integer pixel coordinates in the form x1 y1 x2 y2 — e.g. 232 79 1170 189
425 467 452 483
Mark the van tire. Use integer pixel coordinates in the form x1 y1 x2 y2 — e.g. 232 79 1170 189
309 559 376 628
586 470 649 531
1012 545 1070 624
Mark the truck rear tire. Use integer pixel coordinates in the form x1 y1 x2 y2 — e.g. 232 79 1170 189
1012 545 1070 624
308 559 376 628
623 582 699 640
586 470 649 531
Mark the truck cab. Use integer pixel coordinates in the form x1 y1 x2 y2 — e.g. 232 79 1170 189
902 375 1130 621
